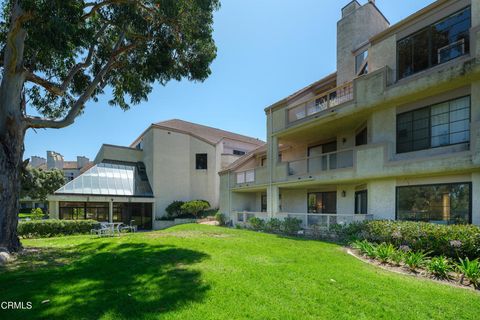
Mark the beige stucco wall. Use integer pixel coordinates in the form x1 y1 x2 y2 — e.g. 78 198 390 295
94 144 143 164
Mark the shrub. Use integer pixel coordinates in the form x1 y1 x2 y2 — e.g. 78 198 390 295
404 251 429 272
248 217 265 231
331 221 369 242
427 256 452 279
375 243 396 264
165 201 185 219
282 217 302 235
18 220 100 238
456 258 480 289
350 220 480 260
265 218 282 233
31 208 45 220
352 240 377 258
215 212 227 226
181 200 210 218
389 250 405 266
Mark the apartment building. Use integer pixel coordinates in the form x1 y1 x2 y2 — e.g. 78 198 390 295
48 119 264 229
219 0 480 229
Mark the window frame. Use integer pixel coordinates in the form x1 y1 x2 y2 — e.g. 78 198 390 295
233 149 246 156
195 153 208 170
354 190 368 215
396 95 471 154
396 6 471 80
395 182 472 224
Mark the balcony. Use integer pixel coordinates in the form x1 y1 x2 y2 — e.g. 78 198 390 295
287 149 354 176
287 82 353 124
234 166 268 187
283 213 373 230
234 211 373 230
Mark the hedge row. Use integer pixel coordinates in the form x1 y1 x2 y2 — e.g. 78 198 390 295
334 220 480 259
18 219 100 238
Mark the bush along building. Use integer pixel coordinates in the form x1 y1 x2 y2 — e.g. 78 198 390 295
219 0 480 229
48 119 264 230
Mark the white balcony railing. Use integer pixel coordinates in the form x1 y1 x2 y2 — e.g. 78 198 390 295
287 82 353 123
284 213 373 230
287 149 354 176
236 211 268 222
235 211 373 230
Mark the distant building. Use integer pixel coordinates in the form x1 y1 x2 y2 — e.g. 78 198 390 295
30 156 46 168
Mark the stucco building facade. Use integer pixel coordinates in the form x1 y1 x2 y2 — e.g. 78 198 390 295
219 0 480 228
48 119 263 229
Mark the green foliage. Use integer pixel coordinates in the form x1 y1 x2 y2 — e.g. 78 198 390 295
265 218 282 233
456 258 480 289
389 250 405 266
352 240 377 259
21 167 65 201
30 208 45 220
1 0 220 117
330 221 368 242
18 220 99 238
248 217 265 231
181 200 210 218
404 251 429 272
215 212 226 226
427 256 452 279
338 220 480 259
281 217 302 235
165 201 185 219
375 243 396 264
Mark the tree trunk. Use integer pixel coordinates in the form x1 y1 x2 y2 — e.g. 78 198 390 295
0 116 24 252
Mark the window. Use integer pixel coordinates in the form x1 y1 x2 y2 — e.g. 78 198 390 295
355 190 368 214
308 192 337 214
397 7 471 80
355 127 368 146
86 202 109 221
396 96 470 153
396 183 471 224
355 50 368 75
233 150 246 156
195 153 208 170
59 202 86 220
261 194 267 212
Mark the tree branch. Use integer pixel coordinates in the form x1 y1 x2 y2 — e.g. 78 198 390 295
24 24 107 96
26 32 129 129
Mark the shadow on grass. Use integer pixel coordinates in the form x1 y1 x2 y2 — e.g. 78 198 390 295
0 240 210 319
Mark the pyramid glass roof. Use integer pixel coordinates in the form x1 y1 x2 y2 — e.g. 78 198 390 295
55 162 153 197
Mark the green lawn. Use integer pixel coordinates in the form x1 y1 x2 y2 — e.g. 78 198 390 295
1 224 478 320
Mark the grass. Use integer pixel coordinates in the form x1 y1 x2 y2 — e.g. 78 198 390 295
0 224 479 319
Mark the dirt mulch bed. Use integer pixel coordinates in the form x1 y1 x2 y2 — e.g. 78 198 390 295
346 247 479 292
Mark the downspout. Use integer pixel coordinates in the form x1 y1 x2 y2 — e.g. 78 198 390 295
268 107 273 219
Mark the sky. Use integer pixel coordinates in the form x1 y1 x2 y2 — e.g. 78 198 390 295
24 0 435 161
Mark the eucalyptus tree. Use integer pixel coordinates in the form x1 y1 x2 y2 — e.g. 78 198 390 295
0 0 219 252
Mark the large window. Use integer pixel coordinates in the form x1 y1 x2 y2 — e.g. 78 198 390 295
397 7 471 80
195 153 208 170
59 202 108 220
308 192 337 214
396 183 471 224
396 96 470 153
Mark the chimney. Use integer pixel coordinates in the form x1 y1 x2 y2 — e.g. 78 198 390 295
336 0 389 85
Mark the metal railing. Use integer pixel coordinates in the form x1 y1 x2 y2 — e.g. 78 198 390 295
287 149 354 176
236 211 268 222
285 213 373 230
287 82 353 123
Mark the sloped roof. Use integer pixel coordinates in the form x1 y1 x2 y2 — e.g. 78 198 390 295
55 162 153 197
131 119 265 147
219 144 267 174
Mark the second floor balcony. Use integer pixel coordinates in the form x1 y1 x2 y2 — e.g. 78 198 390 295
286 149 355 176
287 81 354 124
234 166 268 187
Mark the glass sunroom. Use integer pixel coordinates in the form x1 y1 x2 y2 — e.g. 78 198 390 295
48 162 155 230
